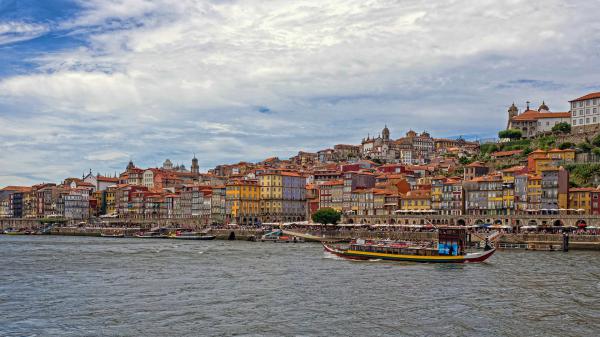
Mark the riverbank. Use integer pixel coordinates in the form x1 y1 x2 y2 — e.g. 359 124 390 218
3 226 600 250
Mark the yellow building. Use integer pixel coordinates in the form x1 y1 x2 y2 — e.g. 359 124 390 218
226 179 260 225
105 187 116 215
258 172 283 219
526 174 542 210
318 180 343 212
528 149 575 174
400 190 431 211
568 188 596 214
501 166 526 214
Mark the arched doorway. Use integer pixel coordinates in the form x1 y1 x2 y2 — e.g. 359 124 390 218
347 218 354 224
553 219 564 227
457 219 466 226
576 219 587 228
528 219 538 226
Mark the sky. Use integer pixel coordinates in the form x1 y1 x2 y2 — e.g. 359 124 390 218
1 0 600 186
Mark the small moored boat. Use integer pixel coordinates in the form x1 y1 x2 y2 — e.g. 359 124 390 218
100 231 125 238
168 231 216 240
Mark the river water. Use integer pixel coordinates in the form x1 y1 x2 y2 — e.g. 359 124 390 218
1 236 599 337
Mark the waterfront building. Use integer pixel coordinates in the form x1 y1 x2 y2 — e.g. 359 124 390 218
570 92 600 130
527 149 575 174
180 185 207 218
350 188 374 216
440 178 463 215
258 171 306 222
526 174 542 211
514 174 529 213
210 185 226 225
342 171 376 212
430 176 445 213
463 175 504 216
500 166 527 215
62 188 90 220
226 179 260 225
540 167 569 210
143 193 167 219
318 180 343 213
166 194 182 218
400 190 431 211
569 188 600 215
507 102 571 138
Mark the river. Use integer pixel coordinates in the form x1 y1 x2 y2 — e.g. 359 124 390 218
1 236 599 336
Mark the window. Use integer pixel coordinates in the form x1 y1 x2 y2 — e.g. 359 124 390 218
587 109 591 115
594 117 597 123
579 102 583 107
586 100 591 106
587 118 590 123
580 110 584 116
580 118 584 124
573 111 577 116
546 121 550 126
594 99 598 105
594 108 597 114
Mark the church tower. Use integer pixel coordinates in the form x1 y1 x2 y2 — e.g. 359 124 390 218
382 125 390 141
507 103 518 129
191 154 199 175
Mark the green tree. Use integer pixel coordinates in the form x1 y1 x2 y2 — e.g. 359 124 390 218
559 142 575 150
592 134 600 147
312 208 342 225
551 122 571 134
498 129 522 140
577 142 593 153
458 156 472 165
593 147 600 157
480 143 499 154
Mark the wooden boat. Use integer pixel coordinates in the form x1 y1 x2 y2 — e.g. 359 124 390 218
323 227 496 263
168 231 216 240
3 229 31 235
100 232 125 238
323 243 495 263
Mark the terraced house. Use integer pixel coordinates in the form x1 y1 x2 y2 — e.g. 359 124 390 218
226 179 260 226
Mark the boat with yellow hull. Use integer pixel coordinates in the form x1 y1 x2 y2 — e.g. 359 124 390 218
323 243 495 263
323 226 496 264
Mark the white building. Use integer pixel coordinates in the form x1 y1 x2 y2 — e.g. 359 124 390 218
570 92 600 128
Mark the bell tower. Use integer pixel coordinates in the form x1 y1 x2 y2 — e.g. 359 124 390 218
191 154 199 175
507 103 518 129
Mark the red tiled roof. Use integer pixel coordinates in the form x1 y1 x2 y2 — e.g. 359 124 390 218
511 110 571 121
570 92 600 102
491 150 523 157
1 186 32 192
569 187 599 192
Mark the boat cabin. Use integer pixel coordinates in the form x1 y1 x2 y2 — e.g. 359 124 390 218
438 227 468 256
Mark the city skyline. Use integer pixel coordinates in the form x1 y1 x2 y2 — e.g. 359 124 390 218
2 0 600 186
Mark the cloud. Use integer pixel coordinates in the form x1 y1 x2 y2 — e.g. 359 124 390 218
0 21 49 45
84 150 129 161
1 0 600 185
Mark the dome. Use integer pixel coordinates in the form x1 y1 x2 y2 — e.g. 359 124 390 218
538 101 549 111
508 103 518 113
163 159 173 170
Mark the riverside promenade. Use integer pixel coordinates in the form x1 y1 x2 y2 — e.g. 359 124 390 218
3 217 600 250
